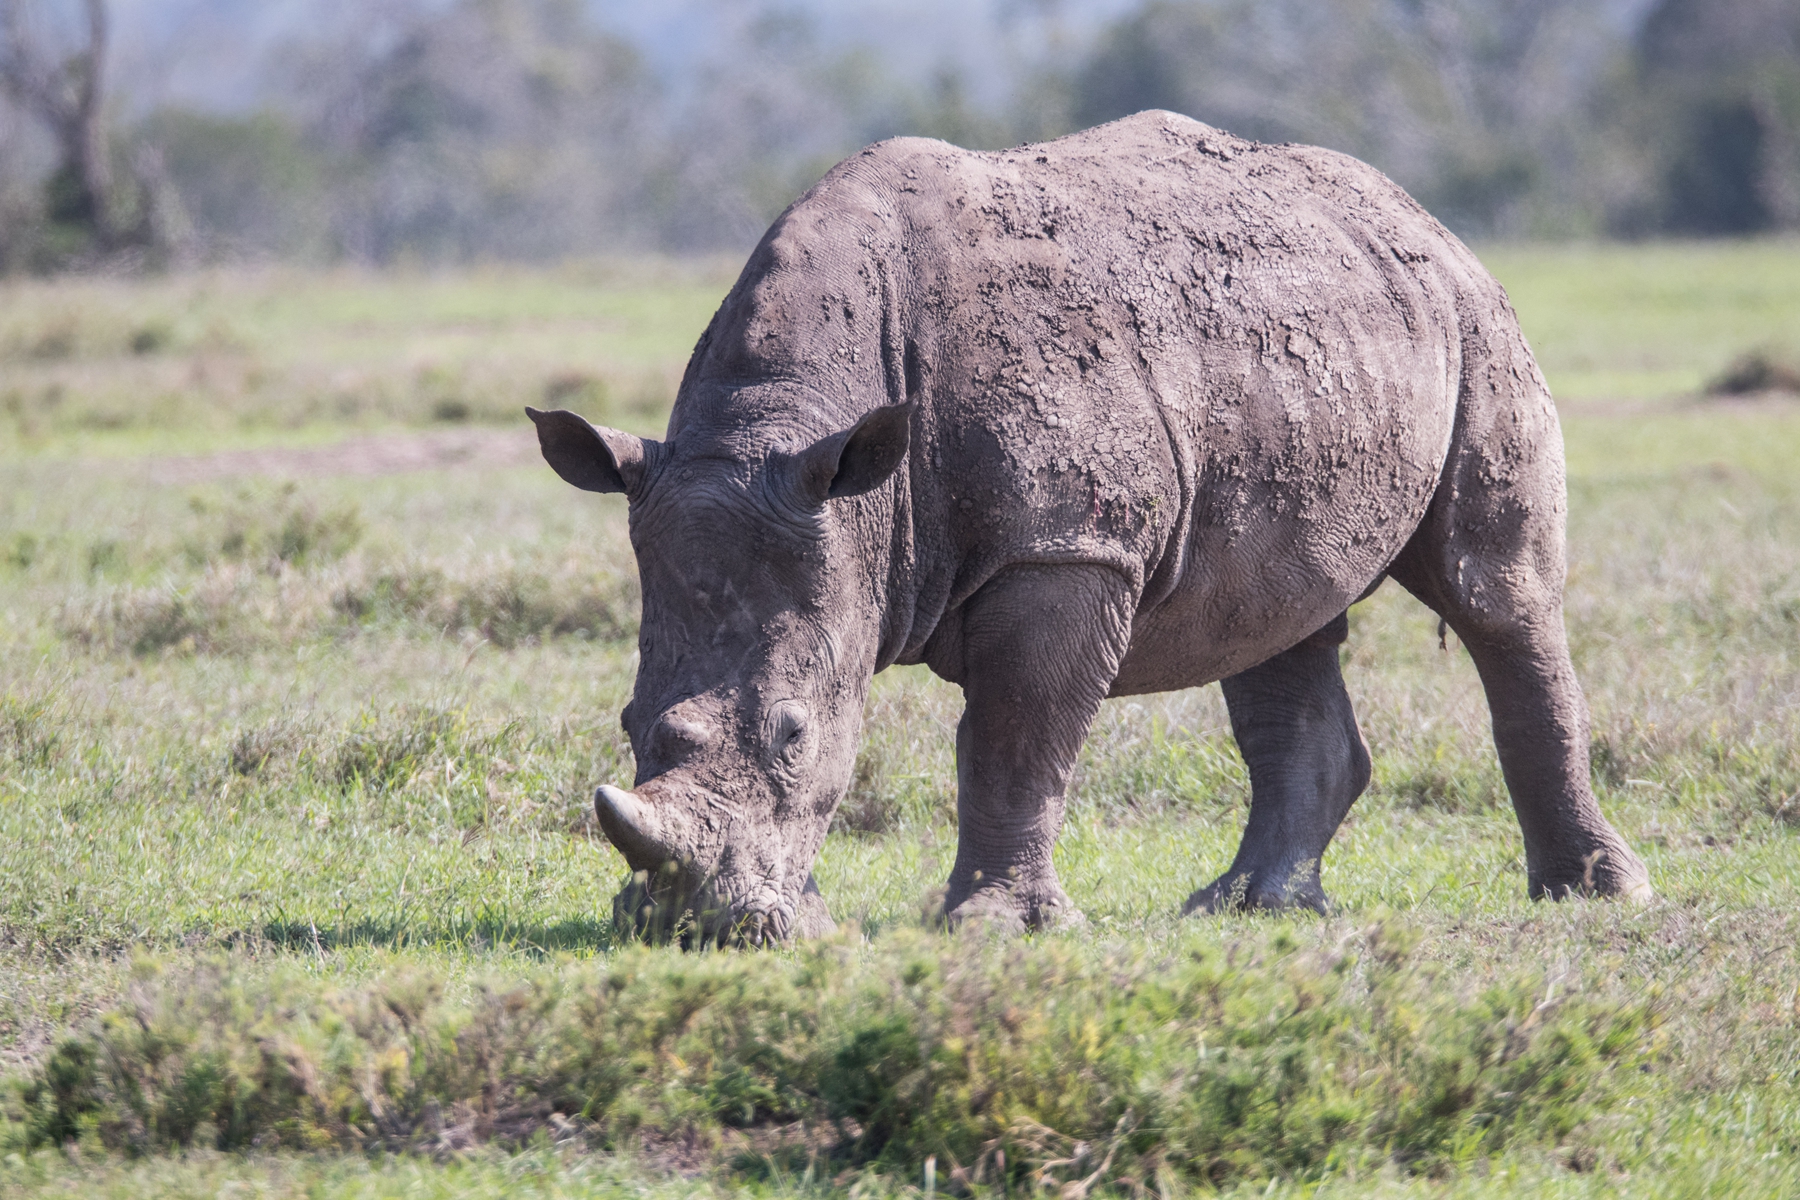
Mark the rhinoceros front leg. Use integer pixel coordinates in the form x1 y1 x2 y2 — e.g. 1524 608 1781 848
943 564 1135 932
1185 611 1371 914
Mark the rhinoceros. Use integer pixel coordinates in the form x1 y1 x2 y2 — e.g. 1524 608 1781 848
528 110 1651 944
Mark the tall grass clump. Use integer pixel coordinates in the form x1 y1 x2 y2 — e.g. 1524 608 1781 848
0 693 64 770
1 927 1651 1189
181 485 364 569
332 564 637 648
221 701 615 835
54 570 276 656
51 562 637 657
833 673 958 835
1706 347 1800 396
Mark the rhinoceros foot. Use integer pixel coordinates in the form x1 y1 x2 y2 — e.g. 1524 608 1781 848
1182 863 1330 917
1528 840 1654 903
943 882 1086 935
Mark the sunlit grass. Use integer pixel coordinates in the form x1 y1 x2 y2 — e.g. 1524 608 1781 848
0 260 737 453
2 250 1799 1195
1480 238 1800 401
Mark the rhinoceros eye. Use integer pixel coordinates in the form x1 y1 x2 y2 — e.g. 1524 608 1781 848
766 700 811 766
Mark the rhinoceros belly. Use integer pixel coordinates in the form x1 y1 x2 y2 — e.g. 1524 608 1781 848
1110 350 1454 695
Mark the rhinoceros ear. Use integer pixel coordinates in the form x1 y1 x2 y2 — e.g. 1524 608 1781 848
793 402 913 505
526 407 654 496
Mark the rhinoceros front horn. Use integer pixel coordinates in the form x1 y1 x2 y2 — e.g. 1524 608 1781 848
595 784 677 866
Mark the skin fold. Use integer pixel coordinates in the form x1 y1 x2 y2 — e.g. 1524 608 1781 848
528 110 1651 943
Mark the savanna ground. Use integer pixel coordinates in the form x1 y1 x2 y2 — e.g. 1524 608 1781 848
0 242 1797 1197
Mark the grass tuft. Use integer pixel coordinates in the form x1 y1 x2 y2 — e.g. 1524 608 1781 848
56 575 248 656
332 565 637 648
1706 347 1800 396
0 694 64 769
228 717 313 777
331 706 466 792
199 489 363 570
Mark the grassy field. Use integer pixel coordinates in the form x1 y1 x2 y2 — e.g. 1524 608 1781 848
1 242 1798 1197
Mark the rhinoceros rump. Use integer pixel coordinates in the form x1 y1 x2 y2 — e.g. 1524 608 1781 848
529 111 1651 944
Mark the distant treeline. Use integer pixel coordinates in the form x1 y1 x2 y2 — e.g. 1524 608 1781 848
1 0 1797 269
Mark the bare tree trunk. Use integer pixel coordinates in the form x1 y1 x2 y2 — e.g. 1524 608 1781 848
66 0 111 240
1 0 120 251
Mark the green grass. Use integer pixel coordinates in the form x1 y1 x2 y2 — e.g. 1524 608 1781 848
1 247 1799 1196
1481 239 1800 402
0 259 736 454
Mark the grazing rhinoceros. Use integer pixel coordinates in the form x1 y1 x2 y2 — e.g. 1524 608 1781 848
528 110 1651 944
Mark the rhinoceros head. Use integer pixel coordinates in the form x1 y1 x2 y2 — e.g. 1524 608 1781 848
527 398 911 945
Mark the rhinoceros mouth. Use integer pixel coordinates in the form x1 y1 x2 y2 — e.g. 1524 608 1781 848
725 905 793 948
610 866 799 948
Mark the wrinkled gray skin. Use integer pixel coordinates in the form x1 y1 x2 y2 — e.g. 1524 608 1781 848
529 111 1652 945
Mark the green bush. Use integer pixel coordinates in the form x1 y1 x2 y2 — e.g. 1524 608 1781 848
1 929 1652 1188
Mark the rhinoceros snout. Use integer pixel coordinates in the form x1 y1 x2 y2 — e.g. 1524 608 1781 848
595 784 683 868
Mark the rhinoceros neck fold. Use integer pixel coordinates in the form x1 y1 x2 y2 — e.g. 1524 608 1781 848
872 447 919 672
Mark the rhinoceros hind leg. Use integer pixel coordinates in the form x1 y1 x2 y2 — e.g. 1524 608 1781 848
1395 569 1651 900
1185 611 1370 916
1386 379 1651 901
941 563 1135 933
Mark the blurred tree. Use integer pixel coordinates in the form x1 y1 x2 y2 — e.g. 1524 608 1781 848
897 66 1013 150
1068 0 1628 239
646 7 898 250
284 0 657 262
140 110 327 260
1 0 108 248
9 0 1798 266
0 0 178 264
1629 0 1800 234
643 0 1096 248
0 0 116 257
